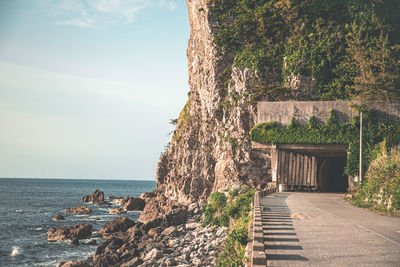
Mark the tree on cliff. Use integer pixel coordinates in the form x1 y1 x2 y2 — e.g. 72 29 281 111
347 24 400 101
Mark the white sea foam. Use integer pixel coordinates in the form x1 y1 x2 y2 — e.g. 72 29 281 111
92 215 111 218
10 246 21 257
127 211 141 214
28 227 43 231
89 217 104 221
82 237 102 244
15 210 23 213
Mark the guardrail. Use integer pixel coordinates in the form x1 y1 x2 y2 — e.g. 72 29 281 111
251 188 276 267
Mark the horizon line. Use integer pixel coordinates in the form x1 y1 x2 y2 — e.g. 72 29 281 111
0 177 155 181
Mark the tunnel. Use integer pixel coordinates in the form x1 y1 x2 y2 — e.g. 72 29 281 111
257 143 350 192
318 157 348 192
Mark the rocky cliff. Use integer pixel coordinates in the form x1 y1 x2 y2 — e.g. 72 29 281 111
139 0 270 222
139 0 400 222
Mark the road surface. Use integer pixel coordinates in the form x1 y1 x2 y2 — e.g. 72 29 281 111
261 192 400 266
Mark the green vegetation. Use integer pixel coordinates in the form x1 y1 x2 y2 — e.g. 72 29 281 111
217 217 250 266
172 96 191 143
251 109 400 176
218 90 244 111
221 130 240 156
203 186 256 266
352 146 400 215
204 191 229 226
208 0 400 101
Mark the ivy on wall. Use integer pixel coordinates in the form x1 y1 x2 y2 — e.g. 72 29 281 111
251 109 400 176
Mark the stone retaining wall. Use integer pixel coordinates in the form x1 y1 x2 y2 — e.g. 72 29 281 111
258 101 400 126
250 188 276 267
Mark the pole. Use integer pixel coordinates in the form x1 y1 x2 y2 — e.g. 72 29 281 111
359 112 363 182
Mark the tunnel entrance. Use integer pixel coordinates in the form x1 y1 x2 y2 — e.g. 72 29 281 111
253 143 350 192
318 157 348 192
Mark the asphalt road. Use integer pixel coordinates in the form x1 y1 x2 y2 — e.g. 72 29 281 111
261 192 400 266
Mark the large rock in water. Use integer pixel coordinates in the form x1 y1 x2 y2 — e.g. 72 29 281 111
109 207 126 215
110 197 125 205
82 189 104 206
99 217 136 238
65 206 91 215
123 197 146 211
53 214 66 222
48 223 92 241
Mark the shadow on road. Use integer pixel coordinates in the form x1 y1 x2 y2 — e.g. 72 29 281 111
262 193 308 263
267 254 309 261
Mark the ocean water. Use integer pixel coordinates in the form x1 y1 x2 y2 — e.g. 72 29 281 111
0 178 155 267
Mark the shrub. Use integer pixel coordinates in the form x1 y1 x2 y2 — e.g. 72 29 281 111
217 217 250 267
203 203 216 226
203 192 228 227
354 145 400 215
209 191 227 208
203 186 256 266
229 187 240 197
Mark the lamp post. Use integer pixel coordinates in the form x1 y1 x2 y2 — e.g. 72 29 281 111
359 112 363 182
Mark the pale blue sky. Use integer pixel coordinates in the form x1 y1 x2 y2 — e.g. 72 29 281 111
0 0 189 179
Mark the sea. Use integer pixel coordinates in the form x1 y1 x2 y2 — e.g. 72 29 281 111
0 178 156 267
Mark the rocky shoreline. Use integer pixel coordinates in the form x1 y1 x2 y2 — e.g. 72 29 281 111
50 190 227 267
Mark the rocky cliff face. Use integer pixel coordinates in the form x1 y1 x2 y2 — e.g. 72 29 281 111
139 0 270 222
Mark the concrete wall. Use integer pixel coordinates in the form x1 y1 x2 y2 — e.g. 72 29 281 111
257 101 400 126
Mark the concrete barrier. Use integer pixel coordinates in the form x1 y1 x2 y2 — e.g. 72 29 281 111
250 188 276 267
258 101 400 126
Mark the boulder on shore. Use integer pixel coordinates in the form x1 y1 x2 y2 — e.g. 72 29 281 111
99 217 136 238
123 197 146 211
53 214 66 222
48 223 93 242
139 190 156 200
164 208 187 226
120 257 142 267
64 204 223 267
140 208 187 231
109 207 126 215
57 260 91 267
65 206 91 215
82 189 104 206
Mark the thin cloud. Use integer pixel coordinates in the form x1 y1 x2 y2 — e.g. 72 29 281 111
41 0 178 29
159 0 177 11
56 19 96 29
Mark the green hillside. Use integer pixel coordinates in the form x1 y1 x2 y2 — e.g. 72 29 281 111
208 0 400 101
